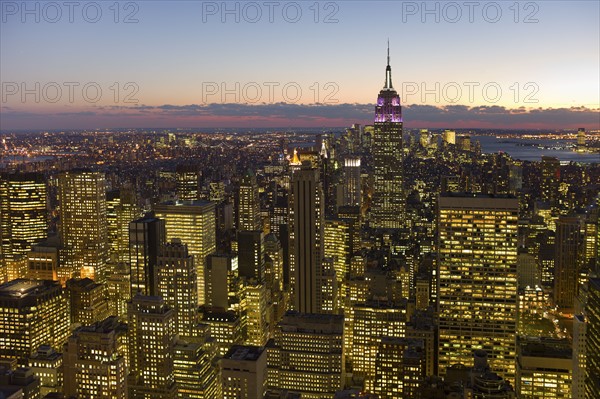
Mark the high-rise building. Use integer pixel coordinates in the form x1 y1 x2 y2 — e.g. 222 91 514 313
106 262 130 321
154 200 216 305
174 332 219 399
373 338 425 399
63 316 128 399
370 45 404 229
572 314 587 399
128 295 177 399
577 128 586 152
0 279 69 365
516 337 572 398
27 240 59 282
554 216 582 309
437 194 518 384
58 170 108 283
442 130 456 145
241 280 269 347
205 254 238 311
343 157 361 208
238 230 265 282
289 164 325 314
351 300 407 389
220 345 267 399
129 216 166 296
28 346 63 397
176 164 202 201
237 172 261 231
65 277 109 326
202 310 243 357
540 156 560 205
585 278 600 398
0 172 48 284
324 219 350 309
266 312 344 396
156 239 198 338
107 187 139 263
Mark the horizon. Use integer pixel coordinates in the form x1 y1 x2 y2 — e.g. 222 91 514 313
1 1 599 130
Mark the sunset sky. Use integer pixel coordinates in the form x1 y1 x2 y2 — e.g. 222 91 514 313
1 1 599 130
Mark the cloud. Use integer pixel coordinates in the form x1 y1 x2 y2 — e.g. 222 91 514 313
1 103 598 131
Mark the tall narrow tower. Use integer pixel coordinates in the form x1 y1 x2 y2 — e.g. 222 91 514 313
58 170 108 283
370 43 404 229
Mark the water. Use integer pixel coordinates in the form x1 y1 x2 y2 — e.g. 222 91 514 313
472 135 600 163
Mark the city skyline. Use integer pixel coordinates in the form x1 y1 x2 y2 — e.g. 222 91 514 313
1 1 599 130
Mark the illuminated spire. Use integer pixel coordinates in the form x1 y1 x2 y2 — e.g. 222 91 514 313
384 40 393 89
291 148 301 165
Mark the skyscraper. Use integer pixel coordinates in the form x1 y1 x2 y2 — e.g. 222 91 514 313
437 194 518 384
220 345 267 399
154 200 216 305
554 216 582 310
289 163 325 314
343 157 361 208
370 44 404 229
237 171 261 231
63 316 128 399
266 312 344 396
585 278 600 398
0 172 48 283
128 295 177 399
237 230 265 282
156 239 198 338
0 279 69 365
129 216 166 296
58 170 108 283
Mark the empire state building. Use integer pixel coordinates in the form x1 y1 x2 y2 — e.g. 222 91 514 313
370 45 405 229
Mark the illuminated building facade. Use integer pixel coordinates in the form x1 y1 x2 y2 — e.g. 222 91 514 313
373 338 425 399
63 316 128 399
58 170 108 283
237 172 262 231
516 338 572 398
437 194 518 384
343 157 362 208
585 278 600 398
27 242 59 282
156 239 198 338
220 345 267 399
350 300 407 389
370 46 404 229
176 164 202 201
0 172 48 284
242 280 269 347
128 295 177 399
28 346 63 397
154 200 216 305
266 312 344 397
65 277 109 326
0 279 69 365
202 311 243 357
173 332 219 399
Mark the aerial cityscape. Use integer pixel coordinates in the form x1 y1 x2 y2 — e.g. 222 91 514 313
0 1 599 399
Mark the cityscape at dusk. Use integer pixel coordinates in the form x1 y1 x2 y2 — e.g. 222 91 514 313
0 1 600 399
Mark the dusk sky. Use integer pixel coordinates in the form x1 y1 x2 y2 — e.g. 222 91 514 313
1 0 599 130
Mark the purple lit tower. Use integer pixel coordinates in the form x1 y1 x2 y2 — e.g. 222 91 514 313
370 43 405 229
